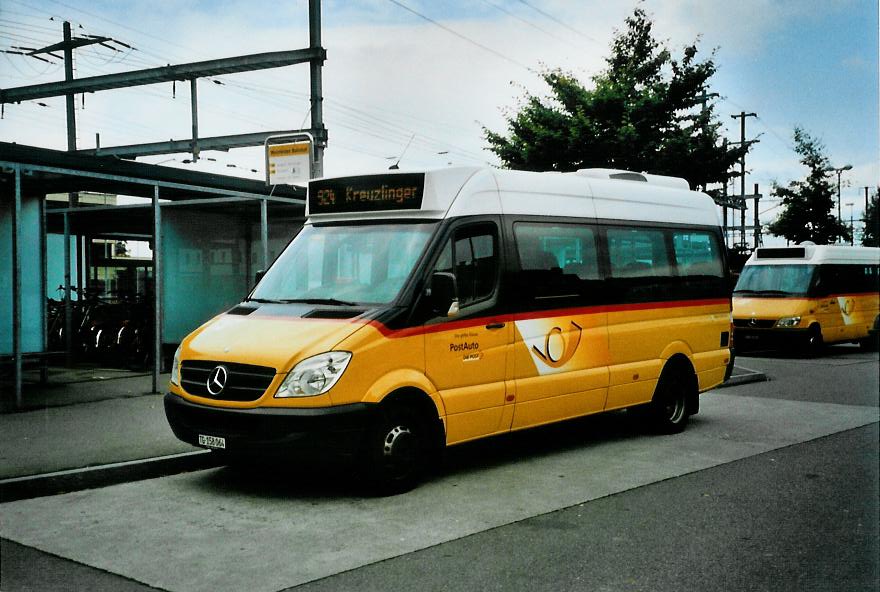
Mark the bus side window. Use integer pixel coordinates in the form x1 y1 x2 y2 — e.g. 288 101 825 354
433 224 498 308
607 228 670 277
606 227 675 302
513 222 599 304
672 230 724 277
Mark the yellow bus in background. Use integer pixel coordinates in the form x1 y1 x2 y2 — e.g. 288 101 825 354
164 167 733 493
733 245 880 354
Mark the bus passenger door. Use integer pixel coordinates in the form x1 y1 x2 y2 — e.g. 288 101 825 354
423 222 513 444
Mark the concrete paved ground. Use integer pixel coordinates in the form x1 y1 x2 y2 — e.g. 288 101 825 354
0 364 766 484
1 390 876 592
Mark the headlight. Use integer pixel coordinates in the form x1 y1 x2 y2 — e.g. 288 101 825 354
170 345 182 386
775 316 801 328
275 352 352 398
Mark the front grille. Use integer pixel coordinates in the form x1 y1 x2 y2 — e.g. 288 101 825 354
180 360 276 401
733 319 777 329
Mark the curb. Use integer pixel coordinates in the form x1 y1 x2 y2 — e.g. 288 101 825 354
720 366 768 388
0 450 222 503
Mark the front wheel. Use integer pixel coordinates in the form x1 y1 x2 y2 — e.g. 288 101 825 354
647 366 692 434
361 404 426 495
804 324 824 357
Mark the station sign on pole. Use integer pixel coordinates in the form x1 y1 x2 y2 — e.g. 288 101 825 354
265 133 315 185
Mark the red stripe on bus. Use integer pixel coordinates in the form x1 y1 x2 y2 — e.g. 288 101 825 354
369 297 731 338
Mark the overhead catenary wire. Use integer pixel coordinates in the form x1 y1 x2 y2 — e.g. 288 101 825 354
479 0 579 49
2 2 498 169
385 0 534 73
3 9 484 165
515 0 600 45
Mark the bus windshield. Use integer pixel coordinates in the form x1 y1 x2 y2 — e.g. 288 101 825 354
733 264 817 297
250 222 437 305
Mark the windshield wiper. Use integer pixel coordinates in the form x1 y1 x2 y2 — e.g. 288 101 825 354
278 297 360 306
246 297 283 303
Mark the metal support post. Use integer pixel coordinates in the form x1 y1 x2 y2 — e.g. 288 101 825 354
753 183 761 248
730 111 757 249
190 78 200 161
13 165 23 408
152 185 162 394
260 199 269 271
63 21 77 152
63 212 73 364
309 0 325 178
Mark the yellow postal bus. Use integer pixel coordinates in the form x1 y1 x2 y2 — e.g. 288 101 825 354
164 167 733 492
732 245 880 354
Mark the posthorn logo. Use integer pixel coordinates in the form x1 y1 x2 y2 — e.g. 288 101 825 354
206 365 228 395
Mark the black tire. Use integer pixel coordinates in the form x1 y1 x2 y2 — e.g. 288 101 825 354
362 404 426 495
648 365 692 434
859 336 879 351
209 449 248 469
804 324 824 357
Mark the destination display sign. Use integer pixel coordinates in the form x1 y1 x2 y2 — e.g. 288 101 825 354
308 173 426 214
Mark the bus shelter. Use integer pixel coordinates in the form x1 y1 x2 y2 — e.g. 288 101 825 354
0 142 305 409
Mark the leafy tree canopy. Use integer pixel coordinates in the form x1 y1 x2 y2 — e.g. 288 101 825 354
766 128 851 245
484 6 746 190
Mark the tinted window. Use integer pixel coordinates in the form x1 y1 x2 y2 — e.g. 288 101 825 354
512 222 602 305
434 224 498 307
672 231 724 277
815 264 880 295
607 228 670 278
514 223 599 279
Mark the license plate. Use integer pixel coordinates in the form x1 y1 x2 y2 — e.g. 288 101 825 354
198 434 226 449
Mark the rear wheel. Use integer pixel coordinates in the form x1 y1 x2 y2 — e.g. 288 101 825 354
859 337 879 351
648 365 693 434
362 404 426 495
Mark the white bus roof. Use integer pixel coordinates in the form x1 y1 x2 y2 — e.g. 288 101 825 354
306 167 721 227
745 245 880 265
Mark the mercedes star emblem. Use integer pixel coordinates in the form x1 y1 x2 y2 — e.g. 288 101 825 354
206 365 228 395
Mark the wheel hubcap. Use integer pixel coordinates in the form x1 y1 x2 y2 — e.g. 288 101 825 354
383 425 412 457
665 394 685 423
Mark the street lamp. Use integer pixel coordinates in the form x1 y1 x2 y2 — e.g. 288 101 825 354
823 164 852 243
846 202 854 245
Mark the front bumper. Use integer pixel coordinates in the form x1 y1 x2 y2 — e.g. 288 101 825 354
164 393 377 461
733 327 810 352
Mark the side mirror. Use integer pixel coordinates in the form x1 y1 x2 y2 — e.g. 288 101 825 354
254 269 266 285
429 271 459 317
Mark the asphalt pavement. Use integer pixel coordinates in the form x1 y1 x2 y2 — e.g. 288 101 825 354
0 346 877 592
0 362 767 501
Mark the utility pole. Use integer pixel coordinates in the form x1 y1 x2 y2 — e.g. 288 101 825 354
730 111 757 249
309 0 326 178
63 22 77 153
696 91 720 114
823 164 852 243
26 21 115 156
753 183 762 248
846 202 854 245
721 140 728 245
26 21 114 361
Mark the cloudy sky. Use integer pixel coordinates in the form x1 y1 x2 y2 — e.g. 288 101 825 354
1 0 877 240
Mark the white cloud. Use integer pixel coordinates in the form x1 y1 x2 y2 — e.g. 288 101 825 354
1 0 875 201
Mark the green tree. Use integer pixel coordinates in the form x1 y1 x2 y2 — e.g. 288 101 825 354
767 128 851 245
484 7 745 190
862 190 879 247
